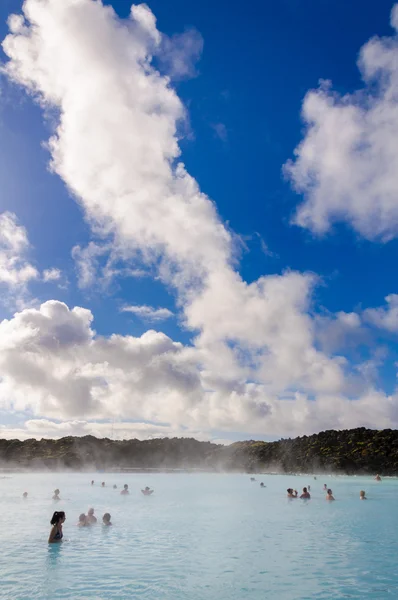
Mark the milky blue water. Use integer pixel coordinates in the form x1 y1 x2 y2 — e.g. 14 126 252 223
1 472 397 599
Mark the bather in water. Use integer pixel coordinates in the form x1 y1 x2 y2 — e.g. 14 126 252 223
326 489 335 501
287 488 298 498
300 487 311 500
22 492 28 499
52 489 61 501
87 508 97 523
103 513 112 526
141 486 154 496
120 484 129 495
48 511 65 543
77 513 89 527
360 490 367 500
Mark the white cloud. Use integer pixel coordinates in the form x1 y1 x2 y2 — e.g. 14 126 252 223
43 267 62 282
363 294 398 332
3 0 397 438
0 211 38 288
285 4 398 241
0 299 395 438
315 311 364 354
158 28 203 80
72 242 147 289
122 304 173 321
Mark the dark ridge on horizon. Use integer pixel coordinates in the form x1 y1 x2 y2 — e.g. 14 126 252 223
1 427 398 474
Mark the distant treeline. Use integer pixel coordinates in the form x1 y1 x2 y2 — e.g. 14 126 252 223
1 428 398 474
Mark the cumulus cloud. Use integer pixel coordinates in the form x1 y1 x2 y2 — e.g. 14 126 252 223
3 0 396 438
285 4 398 241
0 299 396 438
315 311 364 354
363 294 398 332
122 304 173 321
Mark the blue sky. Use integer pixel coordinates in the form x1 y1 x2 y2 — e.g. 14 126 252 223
1 0 398 442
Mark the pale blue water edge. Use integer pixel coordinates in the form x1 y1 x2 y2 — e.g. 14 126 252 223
1 473 398 600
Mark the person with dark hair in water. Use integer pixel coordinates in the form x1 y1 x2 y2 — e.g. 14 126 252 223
326 489 335 501
91 480 94 486
52 489 61 501
103 513 112 526
49 511 65 543
120 484 129 495
77 513 89 527
22 492 28 499
287 488 298 498
300 487 311 500
141 486 154 496
101 482 105 487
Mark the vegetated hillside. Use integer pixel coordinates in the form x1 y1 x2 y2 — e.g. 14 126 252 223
0 436 219 470
222 428 398 475
0 428 398 474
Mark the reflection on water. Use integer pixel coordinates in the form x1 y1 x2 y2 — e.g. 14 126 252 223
46 542 63 568
1 473 398 599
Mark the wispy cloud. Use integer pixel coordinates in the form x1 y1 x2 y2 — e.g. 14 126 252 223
158 27 203 80
43 268 62 282
122 304 174 322
211 122 228 143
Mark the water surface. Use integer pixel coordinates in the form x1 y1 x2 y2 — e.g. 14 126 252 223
0 472 397 599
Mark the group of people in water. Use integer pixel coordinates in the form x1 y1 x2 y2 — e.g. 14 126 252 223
38 480 154 543
77 508 112 528
286 486 367 500
283 476 383 501
90 480 154 495
49 507 112 541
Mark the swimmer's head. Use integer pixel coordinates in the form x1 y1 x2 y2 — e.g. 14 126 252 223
124 484 128 490
103 513 111 523
101 482 105 486
360 490 366 498
79 513 86 523
113 484 117 489
54 489 60 495
303 487 308 493
88 508 94 516
145 487 150 491
50 511 65 525
22 492 28 498
327 489 332 495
